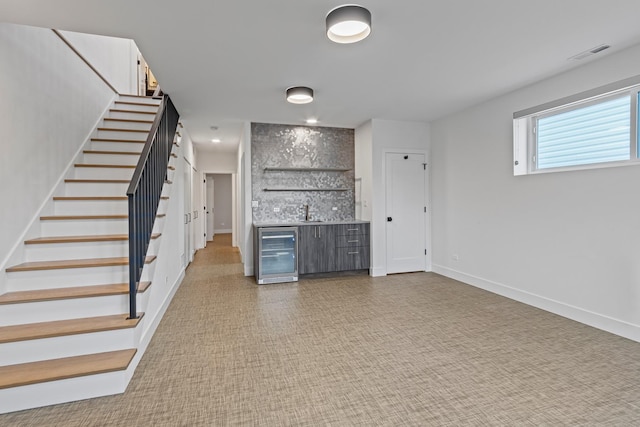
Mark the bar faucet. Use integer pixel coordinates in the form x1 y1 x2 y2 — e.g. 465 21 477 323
303 204 310 221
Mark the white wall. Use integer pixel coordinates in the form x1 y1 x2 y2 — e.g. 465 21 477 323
354 120 373 221
0 23 116 280
209 174 233 233
196 151 237 173
60 30 139 95
367 119 431 276
430 43 640 342
240 122 253 276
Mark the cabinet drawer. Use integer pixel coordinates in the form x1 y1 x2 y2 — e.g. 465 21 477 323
335 234 369 248
335 223 369 236
335 246 370 271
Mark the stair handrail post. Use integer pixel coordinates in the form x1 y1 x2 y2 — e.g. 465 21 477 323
126 94 179 319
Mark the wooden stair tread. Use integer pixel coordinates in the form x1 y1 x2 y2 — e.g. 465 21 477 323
53 196 169 201
103 118 153 124
97 128 148 133
91 138 145 143
25 233 160 244
83 150 142 156
41 214 127 220
115 100 160 107
54 196 127 201
75 163 135 168
40 214 165 220
0 349 137 389
6 256 156 272
0 313 143 344
65 179 130 184
0 282 151 305
110 109 155 115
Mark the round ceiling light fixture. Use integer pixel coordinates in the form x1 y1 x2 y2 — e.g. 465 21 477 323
286 86 314 104
326 4 371 44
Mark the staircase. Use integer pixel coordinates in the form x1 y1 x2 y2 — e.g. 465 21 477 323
0 95 177 413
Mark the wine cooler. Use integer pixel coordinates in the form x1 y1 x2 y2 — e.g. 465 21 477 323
255 226 298 284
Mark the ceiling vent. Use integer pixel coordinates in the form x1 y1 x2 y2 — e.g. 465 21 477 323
568 44 610 61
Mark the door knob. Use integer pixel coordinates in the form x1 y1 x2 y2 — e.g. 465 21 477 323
387 217 392 222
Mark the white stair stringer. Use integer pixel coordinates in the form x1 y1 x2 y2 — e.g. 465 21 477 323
0 95 180 414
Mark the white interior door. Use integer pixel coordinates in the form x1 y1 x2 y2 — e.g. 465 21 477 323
183 159 192 266
191 166 197 258
206 176 215 241
202 174 208 247
385 152 427 274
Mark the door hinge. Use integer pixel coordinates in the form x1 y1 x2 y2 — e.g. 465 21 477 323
423 163 427 170
425 249 427 255
424 206 427 213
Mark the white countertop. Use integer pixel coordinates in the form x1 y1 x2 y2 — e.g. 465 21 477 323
253 220 369 227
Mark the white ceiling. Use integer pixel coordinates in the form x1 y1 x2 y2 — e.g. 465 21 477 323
2 1 640 153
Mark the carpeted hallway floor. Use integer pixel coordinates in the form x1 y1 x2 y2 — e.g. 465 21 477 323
2 233 640 426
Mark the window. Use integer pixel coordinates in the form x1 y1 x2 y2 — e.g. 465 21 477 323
513 75 640 175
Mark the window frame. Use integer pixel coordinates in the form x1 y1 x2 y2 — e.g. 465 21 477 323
513 75 640 176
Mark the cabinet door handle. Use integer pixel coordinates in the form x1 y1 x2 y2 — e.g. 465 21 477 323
318 226 321 238
314 227 317 238
348 240 359 243
347 228 359 231
348 251 359 255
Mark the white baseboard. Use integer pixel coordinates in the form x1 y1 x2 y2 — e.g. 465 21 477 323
432 264 640 343
371 267 386 277
214 228 232 234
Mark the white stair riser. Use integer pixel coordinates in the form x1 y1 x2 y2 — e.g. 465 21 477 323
118 96 161 105
0 327 139 365
42 218 127 236
54 200 128 215
6 263 155 292
82 153 140 166
25 241 126 262
96 129 149 140
53 198 167 215
109 111 156 120
24 239 160 263
102 120 152 132
64 182 129 197
74 166 135 180
0 365 130 414
41 217 163 236
0 291 149 328
90 141 146 152
113 102 159 112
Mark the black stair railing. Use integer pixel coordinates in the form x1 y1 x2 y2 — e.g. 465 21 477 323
127 94 179 319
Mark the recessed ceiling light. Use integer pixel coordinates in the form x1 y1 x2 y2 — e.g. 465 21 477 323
286 86 314 104
326 5 372 44
211 138 221 144
306 118 318 125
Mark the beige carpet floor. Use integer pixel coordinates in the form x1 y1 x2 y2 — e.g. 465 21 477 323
2 233 640 426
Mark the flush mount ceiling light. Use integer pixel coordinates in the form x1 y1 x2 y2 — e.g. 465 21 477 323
286 86 314 104
211 138 221 144
326 4 371 44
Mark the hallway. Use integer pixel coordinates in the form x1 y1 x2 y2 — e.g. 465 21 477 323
2 235 640 425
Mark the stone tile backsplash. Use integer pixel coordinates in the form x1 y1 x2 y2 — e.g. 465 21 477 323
251 123 355 223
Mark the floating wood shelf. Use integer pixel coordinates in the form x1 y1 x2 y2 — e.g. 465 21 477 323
263 188 349 192
264 167 351 172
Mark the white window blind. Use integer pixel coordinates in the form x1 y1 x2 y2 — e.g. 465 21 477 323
536 95 631 169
